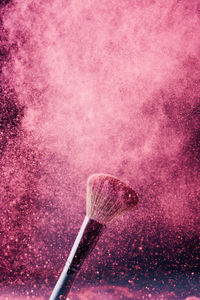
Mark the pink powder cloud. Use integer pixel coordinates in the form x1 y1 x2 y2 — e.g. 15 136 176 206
0 0 199 297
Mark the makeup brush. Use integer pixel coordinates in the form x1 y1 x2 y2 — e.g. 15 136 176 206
49 173 138 300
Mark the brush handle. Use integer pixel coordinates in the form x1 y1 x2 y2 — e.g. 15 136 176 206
49 216 105 300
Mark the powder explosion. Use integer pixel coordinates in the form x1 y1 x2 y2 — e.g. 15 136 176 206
0 0 200 299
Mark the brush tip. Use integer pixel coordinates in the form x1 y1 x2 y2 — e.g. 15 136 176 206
86 173 138 224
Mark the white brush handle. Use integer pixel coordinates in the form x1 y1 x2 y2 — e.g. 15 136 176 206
49 216 105 300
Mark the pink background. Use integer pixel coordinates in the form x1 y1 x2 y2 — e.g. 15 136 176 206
0 0 199 298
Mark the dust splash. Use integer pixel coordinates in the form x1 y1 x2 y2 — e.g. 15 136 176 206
0 0 199 299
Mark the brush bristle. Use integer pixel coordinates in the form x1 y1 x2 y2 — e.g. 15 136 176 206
86 174 138 224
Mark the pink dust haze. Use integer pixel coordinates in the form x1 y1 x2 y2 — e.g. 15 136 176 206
0 0 200 299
